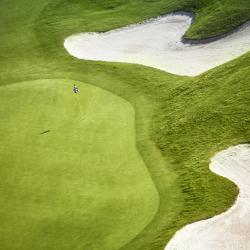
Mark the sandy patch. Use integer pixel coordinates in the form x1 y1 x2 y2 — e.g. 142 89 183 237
165 144 250 250
64 14 250 76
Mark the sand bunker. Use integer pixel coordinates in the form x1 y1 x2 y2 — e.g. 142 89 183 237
165 144 250 250
64 14 250 76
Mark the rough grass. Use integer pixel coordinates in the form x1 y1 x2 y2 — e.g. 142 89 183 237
0 0 249 250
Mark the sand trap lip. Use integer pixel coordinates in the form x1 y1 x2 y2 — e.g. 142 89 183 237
165 144 250 250
64 13 250 76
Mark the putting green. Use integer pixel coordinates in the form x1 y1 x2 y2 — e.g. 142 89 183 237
0 79 158 250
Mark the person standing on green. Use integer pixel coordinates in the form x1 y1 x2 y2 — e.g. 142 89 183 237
73 84 79 93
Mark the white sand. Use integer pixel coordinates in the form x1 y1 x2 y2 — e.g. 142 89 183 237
165 144 250 250
64 14 250 76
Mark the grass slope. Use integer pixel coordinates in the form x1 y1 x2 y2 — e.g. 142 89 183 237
0 0 249 250
0 79 158 250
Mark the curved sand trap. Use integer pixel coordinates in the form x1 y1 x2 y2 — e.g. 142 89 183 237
165 144 250 250
64 14 250 76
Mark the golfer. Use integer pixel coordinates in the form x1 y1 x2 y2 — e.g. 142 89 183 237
73 84 79 93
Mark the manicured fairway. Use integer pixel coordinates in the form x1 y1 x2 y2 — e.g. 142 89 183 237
0 79 158 250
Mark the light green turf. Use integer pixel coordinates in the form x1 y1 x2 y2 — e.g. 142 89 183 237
0 0 249 250
0 79 158 250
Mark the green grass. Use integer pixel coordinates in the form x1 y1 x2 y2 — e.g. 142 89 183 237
0 1 249 250
0 79 158 250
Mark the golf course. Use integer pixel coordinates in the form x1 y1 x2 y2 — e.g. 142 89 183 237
0 1 249 250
